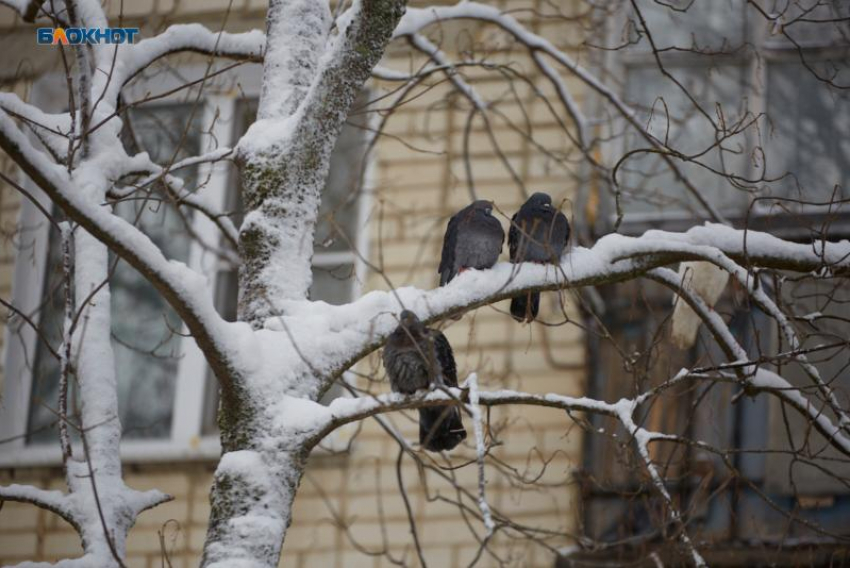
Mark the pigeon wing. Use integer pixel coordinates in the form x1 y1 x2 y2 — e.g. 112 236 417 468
508 210 521 261
438 213 460 285
433 330 458 388
556 210 570 250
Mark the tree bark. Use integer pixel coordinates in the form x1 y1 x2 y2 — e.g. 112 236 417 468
202 448 308 567
206 2 408 565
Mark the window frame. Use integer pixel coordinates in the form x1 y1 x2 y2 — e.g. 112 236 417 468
597 1 850 240
0 64 372 467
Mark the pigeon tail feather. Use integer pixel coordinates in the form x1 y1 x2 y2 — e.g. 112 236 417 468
419 406 467 452
510 292 540 322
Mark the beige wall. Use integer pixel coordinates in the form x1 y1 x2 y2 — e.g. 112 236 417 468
0 1 588 566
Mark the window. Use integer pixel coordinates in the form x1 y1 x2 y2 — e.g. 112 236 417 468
608 0 850 235
583 278 850 561
27 104 201 445
0 69 370 465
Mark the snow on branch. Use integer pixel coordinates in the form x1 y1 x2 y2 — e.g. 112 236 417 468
111 146 240 250
0 484 77 530
464 373 495 537
108 25 265 102
261 224 850 393
0 0 40 21
318 367 850 462
612 401 707 567
647 267 850 457
638 233 850 432
0 93 73 162
126 146 235 190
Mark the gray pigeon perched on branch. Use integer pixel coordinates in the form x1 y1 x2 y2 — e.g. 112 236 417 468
509 192 570 322
439 200 505 286
382 310 466 452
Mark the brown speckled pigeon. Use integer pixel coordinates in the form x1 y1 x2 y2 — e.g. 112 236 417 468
439 200 505 286
382 311 466 452
509 193 570 322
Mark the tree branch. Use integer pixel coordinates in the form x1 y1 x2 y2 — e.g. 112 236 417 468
0 0 41 22
0 484 78 531
106 25 265 105
647 267 850 457
264 224 850 392
393 1 726 222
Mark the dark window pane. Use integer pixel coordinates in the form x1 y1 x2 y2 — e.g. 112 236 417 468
310 263 356 306
630 0 747 52
766 61 850 206
622 64 752 218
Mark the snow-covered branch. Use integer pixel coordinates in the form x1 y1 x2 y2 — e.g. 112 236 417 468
648 267 850 457
0 484 78 530
110 146 240 250
261 224 850 391
0 93 73 162
104 25 265 105
0 0 40 21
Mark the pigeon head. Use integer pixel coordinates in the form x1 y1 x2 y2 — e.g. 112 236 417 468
471 199 495 216
528 192 553 208
398 310 424 332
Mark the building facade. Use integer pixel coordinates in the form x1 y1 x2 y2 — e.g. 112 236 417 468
2 1 850 566
0 1 587 566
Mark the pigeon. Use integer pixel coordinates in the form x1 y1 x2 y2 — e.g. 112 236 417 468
439 200 505 286
382 310 466 452
508 192 570 322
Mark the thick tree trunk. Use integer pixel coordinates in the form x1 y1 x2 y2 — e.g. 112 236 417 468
237 0 333 327
237 0 407 328
202 447 308 567
206 2 407 565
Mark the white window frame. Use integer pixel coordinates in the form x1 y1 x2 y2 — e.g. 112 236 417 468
0 64 372 467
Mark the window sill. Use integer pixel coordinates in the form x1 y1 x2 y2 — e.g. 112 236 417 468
0 437 223 469
0 427 356 469
610 209 850 240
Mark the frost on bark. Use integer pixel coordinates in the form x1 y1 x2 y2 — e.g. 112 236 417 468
205 1 408 565
237 0 407 328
